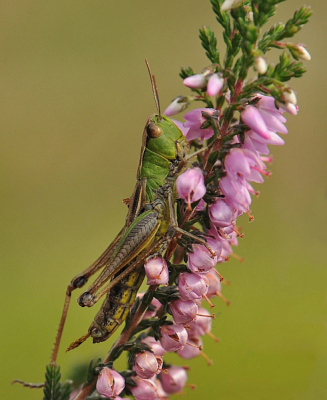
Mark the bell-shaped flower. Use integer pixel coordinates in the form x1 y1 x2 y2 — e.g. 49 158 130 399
176 167 206 207
144 257 169 286
183 108 218 142
160 366 188 395
205 269 222 298
159 324 188 352
129 376 158 400
154 379 169 400
169 298 198 325
178 272 208 301
188 243 217 274
225 148 266 183
188 307 212 338
209 198 237 228
134 351 163 379
219 175 252 213
207 73 224 96
141 336 166 357
96 367 125 399
183 74 207 89
177 337 203 359
241 105 271 140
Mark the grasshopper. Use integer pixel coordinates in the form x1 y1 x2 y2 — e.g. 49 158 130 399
51 61 214 364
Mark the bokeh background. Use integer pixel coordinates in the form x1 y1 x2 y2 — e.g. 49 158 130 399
1 1 326 399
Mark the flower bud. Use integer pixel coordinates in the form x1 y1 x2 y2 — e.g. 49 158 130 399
254 56 268 74
159 324 188 352
176 167 206 207
160 366 188 394
183 74 207 89
169 298 198 325
134 351 163 379
276 101 298 115
144 257 169 286
221 0 243 11
207 73 224 96
178 272 208 301
282 88 297 105
164 96 188 116
96 367 125 399
129 376 157 400
288 43 311 61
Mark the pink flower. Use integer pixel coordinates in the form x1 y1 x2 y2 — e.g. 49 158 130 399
96 368 125 399
225 148 266 183
176 167 206 207
207 73 224 96
169 298 198 325
144 257 169 286
177 337 202 359
219 174 252 212
188 307 212 338
134 351 163 379
195 198 205 211
160 366 188 394
159 324 188 352
178 272 208 301
129 377 158 400
183 108 218 141
241 105 271 140
188 243 217 274
154 379 169 400
183 74 207 89
141 336 166 357
209 198 237 228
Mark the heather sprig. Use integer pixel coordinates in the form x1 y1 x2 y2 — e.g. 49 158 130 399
16 1 310 399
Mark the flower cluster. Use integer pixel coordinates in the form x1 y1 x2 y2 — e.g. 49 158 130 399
38 2 309 400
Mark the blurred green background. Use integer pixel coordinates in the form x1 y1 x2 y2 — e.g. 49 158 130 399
1 1 326 399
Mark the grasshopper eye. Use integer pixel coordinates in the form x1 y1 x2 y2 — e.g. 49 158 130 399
146 122 163 138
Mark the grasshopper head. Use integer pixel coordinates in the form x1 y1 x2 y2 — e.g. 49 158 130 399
145 114 188 160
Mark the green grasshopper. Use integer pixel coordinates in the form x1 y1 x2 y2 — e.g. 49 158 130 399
51 61 214 363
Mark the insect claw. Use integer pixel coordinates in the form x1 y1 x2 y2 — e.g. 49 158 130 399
78 292 95 307
66 332 90 352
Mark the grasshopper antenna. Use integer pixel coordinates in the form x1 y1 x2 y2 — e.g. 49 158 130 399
145 59 161 119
